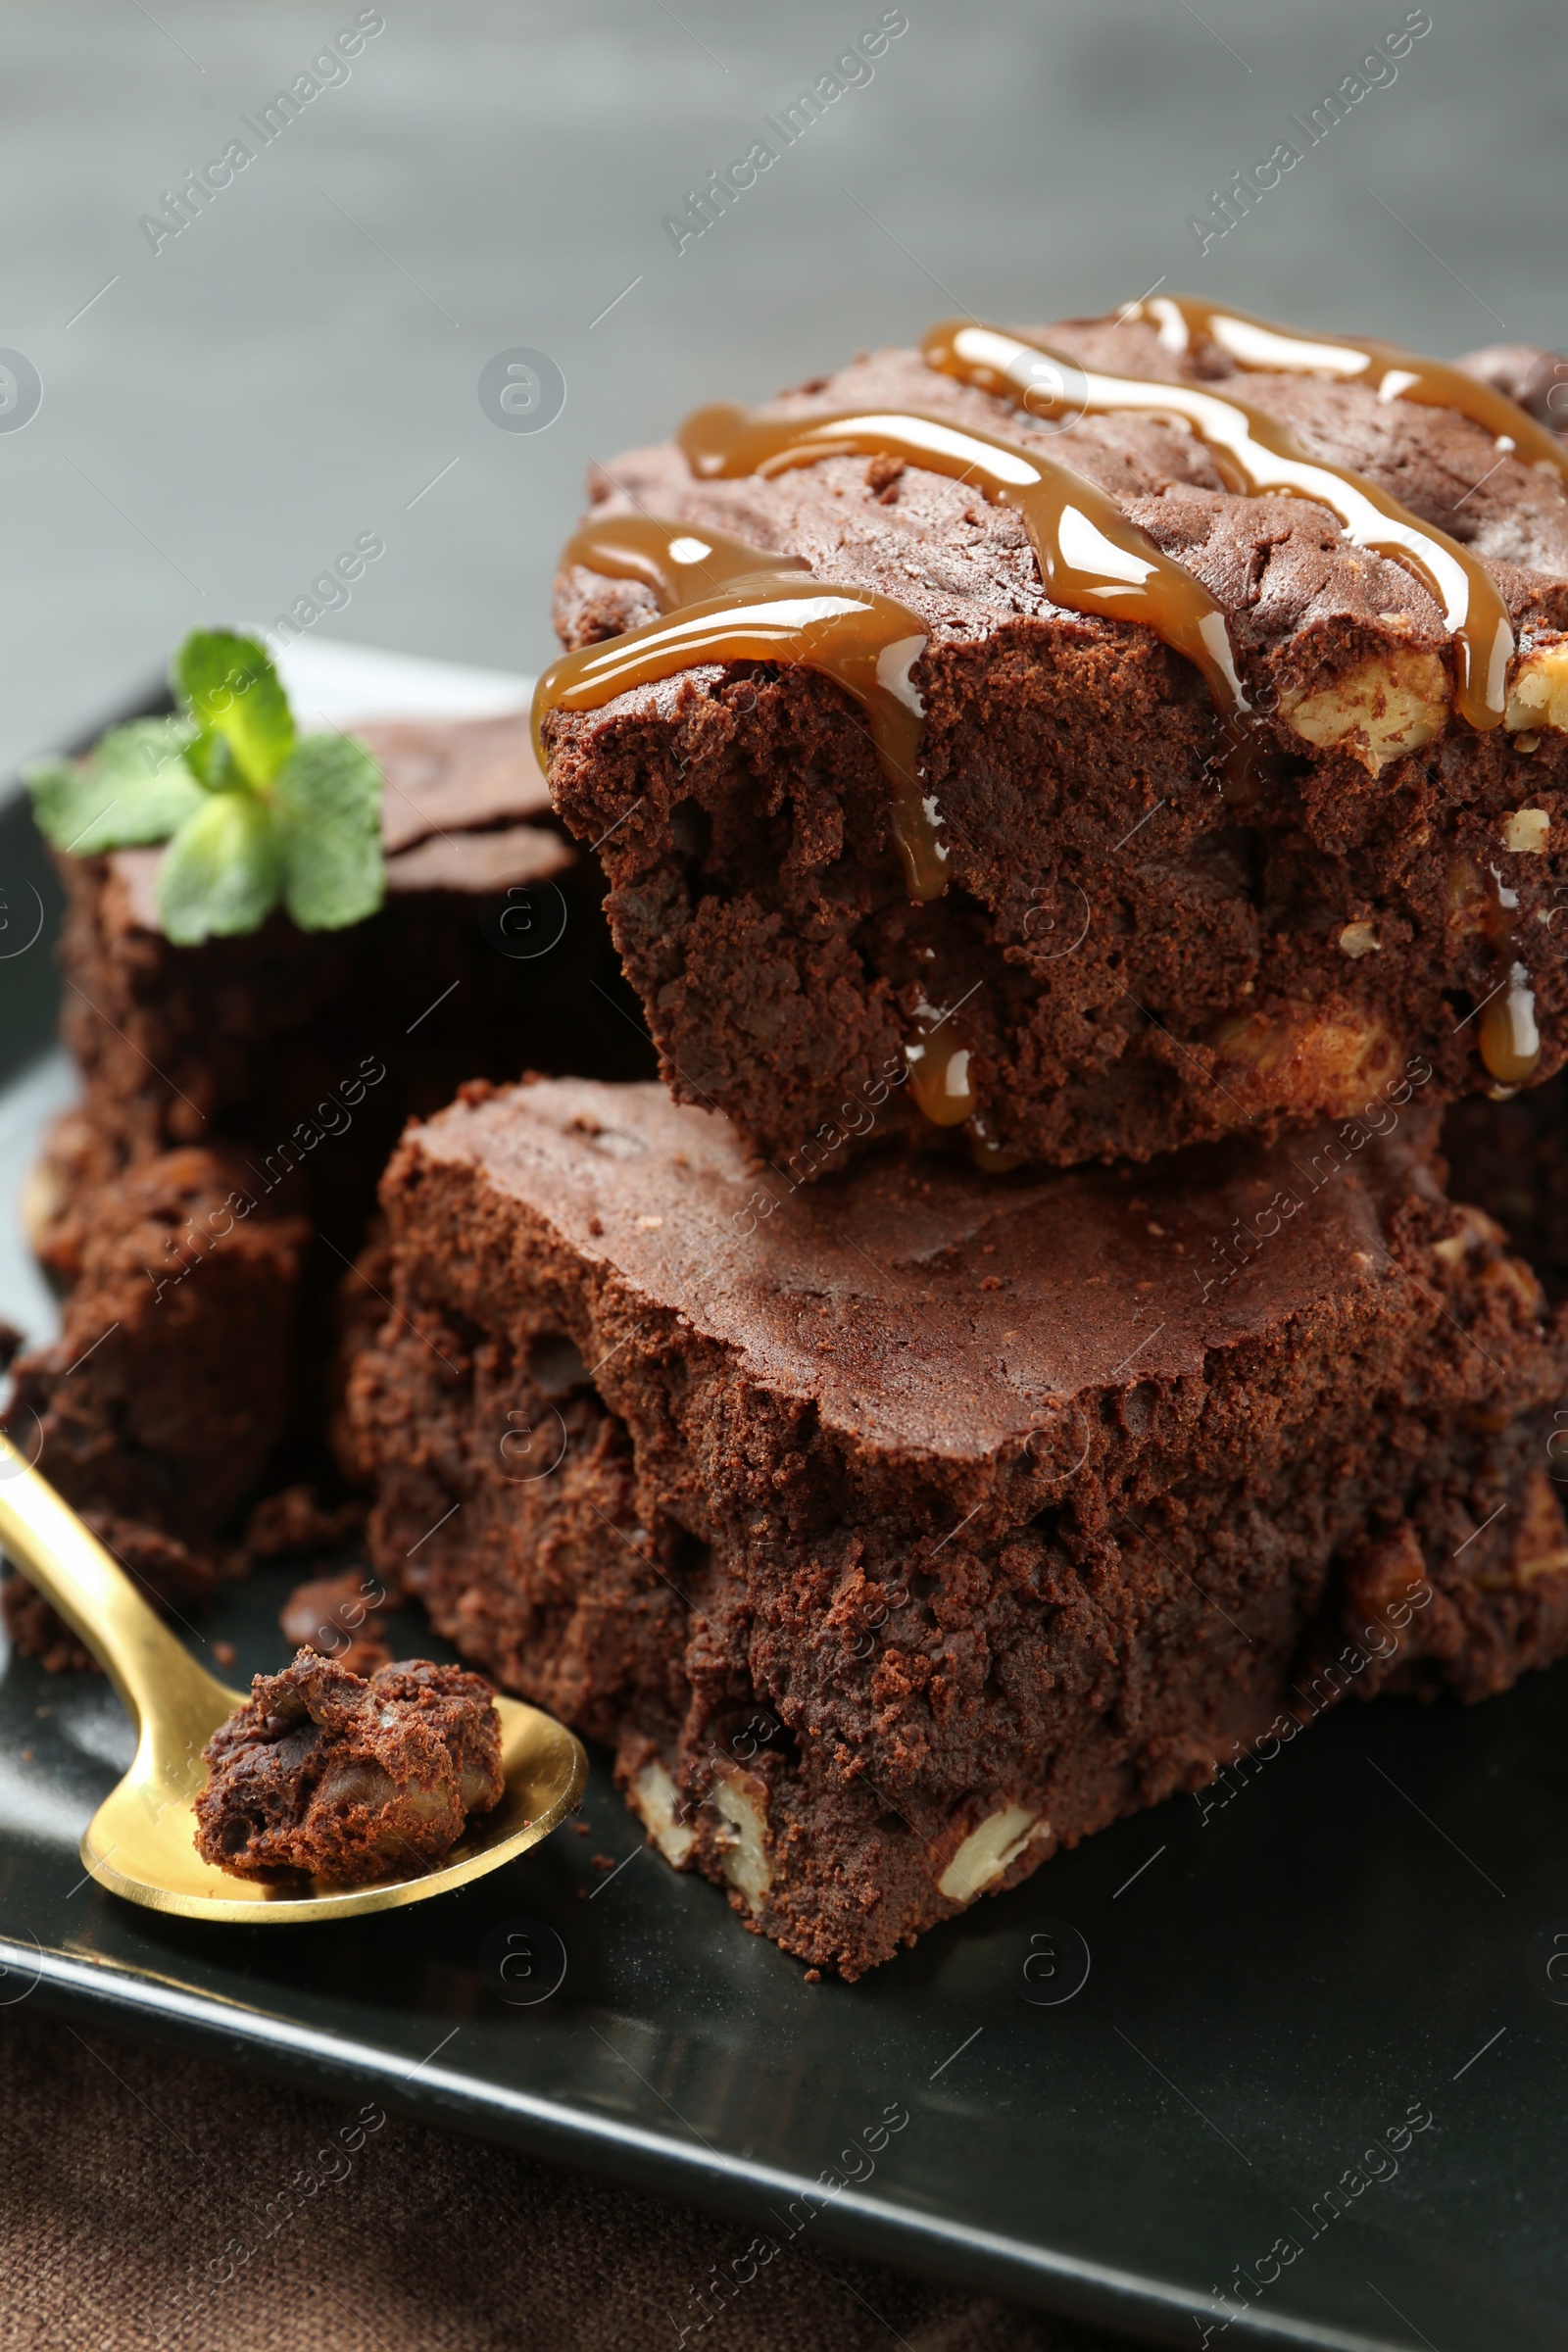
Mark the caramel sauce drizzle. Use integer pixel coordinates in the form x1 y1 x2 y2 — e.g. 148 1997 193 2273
904 1000 977 1126
1478 861 1543 1088
922 318 1516 730
1124 294 1568 495
1446 853 1543 1089
533 514 946 901
1481 963 1542 1089
677 400 1250 719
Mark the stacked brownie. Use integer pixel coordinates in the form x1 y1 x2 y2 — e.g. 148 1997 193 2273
344 1076 1568 1975
339 308 1568 1976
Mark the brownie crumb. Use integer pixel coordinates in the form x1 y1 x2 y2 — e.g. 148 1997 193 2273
3 1511 217 1677
194 1650 504 1885
84 1513 218 1610
804 1968 822 1984
590 1852 615 1872
2 1573 99 1675
244 1485 366 1563
212 1640 237 1669
279 1568 395 1676
863 452 906 502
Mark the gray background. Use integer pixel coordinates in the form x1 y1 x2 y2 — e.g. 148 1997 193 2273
1 0 1562 773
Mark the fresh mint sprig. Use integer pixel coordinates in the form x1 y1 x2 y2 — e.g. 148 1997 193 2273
25 629 385 946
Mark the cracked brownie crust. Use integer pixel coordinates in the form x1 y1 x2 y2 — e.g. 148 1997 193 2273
539 322 1568 1174
345 1077 1568 1977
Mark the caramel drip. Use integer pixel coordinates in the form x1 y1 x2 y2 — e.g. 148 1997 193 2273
557 513 810 606
965 1112 1026 1175
533 514 947 900
1478 861 1543 1087
1124 294 1568 494
678 402 1249 718
1480 966 1541 1088
904 1001 977 1126
923 318 1515 730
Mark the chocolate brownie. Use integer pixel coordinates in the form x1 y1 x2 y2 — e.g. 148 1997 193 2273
344 1076 1568 1978
535 307 1568 1177
9 1146 309 1540
33 712 650 1272
10 713 654 1578
194 1650 502 1885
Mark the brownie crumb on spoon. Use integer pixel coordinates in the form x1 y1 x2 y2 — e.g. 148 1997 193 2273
194 1650 503 1886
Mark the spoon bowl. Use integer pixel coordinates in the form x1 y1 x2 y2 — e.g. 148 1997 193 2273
0 1438 586 1922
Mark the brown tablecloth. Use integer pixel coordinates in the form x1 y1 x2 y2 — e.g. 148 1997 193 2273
0 2006 1136 2352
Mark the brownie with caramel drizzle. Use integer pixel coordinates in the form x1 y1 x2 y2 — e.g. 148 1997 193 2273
535 302 1568 1177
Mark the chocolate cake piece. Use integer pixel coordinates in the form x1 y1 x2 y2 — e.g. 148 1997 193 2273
537 319 1568 1176
194 1650 502 1885
9 1146 309 1541
33 712 650 1274
7 714 654 1597
344 1076 1568 1978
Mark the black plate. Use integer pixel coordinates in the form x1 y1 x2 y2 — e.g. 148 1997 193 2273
3 656 1567 2352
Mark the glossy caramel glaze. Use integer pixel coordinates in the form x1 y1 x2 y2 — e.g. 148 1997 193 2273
923 318 1516 729
1481 965 1542 1088
557 513 811 606
904 1000 978 1127
1478 861 1543 1087
534 514 946 900
678 400 1249 719
1127 294 1568 492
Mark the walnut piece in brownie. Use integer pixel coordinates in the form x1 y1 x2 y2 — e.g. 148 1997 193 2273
194 1651 503 1885
344 1077 1568 1977
536 318 1568 1175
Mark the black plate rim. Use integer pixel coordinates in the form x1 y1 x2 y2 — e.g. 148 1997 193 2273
5 1939 1409 2352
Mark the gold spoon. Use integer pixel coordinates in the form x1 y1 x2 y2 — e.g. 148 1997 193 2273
0 1436 587 1922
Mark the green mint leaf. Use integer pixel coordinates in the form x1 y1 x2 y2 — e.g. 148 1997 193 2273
25 717 205 855
157 791 284 946
173 630 295 789
182 728 239 792
273 733 385 931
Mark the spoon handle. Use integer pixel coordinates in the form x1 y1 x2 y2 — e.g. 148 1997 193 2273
0 1439 219 1726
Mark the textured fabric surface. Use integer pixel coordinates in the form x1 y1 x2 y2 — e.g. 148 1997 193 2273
0 2007 1138 2352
